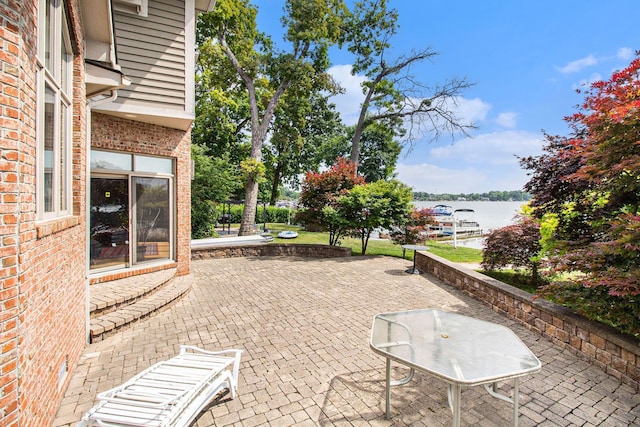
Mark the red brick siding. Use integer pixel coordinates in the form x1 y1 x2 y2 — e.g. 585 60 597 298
1 1 31 424
0 1 88 426
91 113 191 276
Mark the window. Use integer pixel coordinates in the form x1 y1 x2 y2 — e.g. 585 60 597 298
37 0 73 219
90 150 175 271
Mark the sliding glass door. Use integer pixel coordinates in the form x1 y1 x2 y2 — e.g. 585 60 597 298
133 177 170 263
90 177 130 269
89 150 174 273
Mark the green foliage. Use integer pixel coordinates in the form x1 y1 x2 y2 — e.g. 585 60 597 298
388 207 434 247
539 283 640 338
413 190 531 202
240 158 266 183
217 204 294 224
521 55 640 297
481 216 543 286
191 145 242 238
295 158 365 245
337 179 413 254
480 270 540 295
263 91 345 204
538 212 559 257
308 120 403 183
197 0 348 233
353 122 402 182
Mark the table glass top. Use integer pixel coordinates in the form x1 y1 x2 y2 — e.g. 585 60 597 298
401 244 429 251
370 309 541 384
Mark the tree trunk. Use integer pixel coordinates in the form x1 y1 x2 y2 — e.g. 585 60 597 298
269 165 282 206
239 176 259 235
350 74 381 167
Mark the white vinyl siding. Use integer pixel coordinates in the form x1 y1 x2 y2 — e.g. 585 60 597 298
113 0 186 110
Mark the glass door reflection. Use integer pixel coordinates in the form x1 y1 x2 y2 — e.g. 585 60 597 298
90 177 129 269
134 177 170 264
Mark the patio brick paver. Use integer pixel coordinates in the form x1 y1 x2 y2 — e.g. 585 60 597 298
53 256 640 426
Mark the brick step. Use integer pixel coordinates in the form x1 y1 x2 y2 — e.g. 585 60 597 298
90 268 177 318
89 270 192 343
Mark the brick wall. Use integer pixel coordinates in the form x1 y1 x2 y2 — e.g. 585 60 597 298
191 243 352 260
91 113 192 276
0 2 25 424
0 1 89 426
415 250 640 391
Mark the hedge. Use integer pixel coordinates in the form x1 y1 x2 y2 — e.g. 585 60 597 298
216 204 295 225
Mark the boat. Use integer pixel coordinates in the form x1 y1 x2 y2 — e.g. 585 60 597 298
277 230 298 239
427 205 454 235
444 209 482 236
428 206 482 237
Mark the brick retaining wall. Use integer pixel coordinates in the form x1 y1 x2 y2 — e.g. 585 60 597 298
415 250 640 390
191 243 352 260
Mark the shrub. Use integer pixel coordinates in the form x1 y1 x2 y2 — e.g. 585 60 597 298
482 216 543 286
389 207 435 248
216 204 294 225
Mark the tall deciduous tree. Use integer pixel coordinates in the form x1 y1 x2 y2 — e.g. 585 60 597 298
312 121 403 182
339 0 475 165
195 14 252 164
264 91 344 205
198 0 345 235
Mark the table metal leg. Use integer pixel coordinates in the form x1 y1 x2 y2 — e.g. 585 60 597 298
513 377 520 427
406 250 421 274
448 384 461 427
385 358 391 420
482 379 521 427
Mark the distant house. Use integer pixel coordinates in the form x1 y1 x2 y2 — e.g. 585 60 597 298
0 0 214 424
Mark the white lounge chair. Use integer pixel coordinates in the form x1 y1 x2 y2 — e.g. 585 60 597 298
77 346 243 427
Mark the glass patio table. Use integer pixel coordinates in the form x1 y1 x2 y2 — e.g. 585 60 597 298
401 244 429 274
370 309 542 427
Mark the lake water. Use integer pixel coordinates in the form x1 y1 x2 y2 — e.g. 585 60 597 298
412 200 526 249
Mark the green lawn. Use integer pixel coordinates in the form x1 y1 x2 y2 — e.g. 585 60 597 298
264 223 483 264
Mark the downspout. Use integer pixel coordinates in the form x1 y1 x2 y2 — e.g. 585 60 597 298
84 90 118 343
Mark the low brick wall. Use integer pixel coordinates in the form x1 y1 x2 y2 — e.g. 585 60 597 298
191 243 352 260
415 250 640 390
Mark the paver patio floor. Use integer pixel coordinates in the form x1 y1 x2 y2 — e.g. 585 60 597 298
54 256 639 426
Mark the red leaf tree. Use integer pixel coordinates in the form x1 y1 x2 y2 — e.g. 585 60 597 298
295 158 365 245
481 216 543 286
521 53 640 297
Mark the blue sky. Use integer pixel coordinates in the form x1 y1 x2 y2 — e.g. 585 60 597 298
256 1 639 193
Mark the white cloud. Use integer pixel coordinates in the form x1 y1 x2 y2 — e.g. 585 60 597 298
574 73 602 90
328 65 491 129
396 163 489 194
428 130 543 164
557 54 598 74
448 97 491 124
396 130 544 193
495 112 518 128
617 47 634 60
327 64 366 125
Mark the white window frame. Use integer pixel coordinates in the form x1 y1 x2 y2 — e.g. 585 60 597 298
37 0 73 220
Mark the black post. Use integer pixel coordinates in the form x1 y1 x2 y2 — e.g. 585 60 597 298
262 201 267 232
